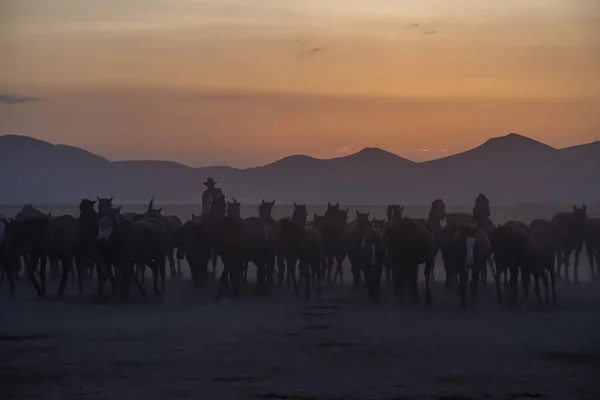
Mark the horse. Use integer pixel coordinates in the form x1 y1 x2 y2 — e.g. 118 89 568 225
551 205 588 282
490 221 535 306
360 220 386 302
450 223 491 308
515 236 557 308
280 218 323 298
278 203 308 285
241 200 278 295
144 197 184 279
78 199 100 279
97 197 114 217
315 203 348 284
383 204 404 282
386 217 436 304
344 210 372 288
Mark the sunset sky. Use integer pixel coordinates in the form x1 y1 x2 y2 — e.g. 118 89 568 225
1 0 599 167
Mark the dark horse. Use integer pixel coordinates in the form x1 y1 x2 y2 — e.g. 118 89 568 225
360 219 386 302
386 217 436 304
450 223 491 308
551 205 588 283
315 203 348 285
490 221 535 306
344 210 372 288
278 203 308 285
279 218 323 298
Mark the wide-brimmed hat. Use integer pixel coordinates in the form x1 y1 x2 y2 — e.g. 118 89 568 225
204 177 217 186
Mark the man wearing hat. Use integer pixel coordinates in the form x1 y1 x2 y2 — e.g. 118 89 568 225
202 177 224 216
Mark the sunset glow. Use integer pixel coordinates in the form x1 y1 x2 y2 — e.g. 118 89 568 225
1 0 599 167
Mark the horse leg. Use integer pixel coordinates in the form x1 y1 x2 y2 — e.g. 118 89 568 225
554 249 563 282
216 263 231 300
470 264 481 304
300 260 310 299
425 258 433 305
57 255 73 297
74 256 84 295
229 262 242 299
327 255 334 284
542 271 550 306
509 266 520 307
384 256 391 283
167 249 176 279
337 259 345 286
409 265 419 304
39 256 48 297
255 262 266 296
285 257 295 285
266 257 275 295
277 255 286 284
211 251 218 279
586 245 595 280
563 249 572 283
494 263 503 304
458 263 467 308
96 260 106 298
520 270 531 306
573 246 581 283
533 274 542 309
26 255 44 297
129 265 147 299
313 260 322 298
176 247 184 277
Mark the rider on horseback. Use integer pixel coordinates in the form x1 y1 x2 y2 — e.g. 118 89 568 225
202 177 224 217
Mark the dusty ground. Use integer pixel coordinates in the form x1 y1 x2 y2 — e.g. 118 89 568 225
2 266 599 400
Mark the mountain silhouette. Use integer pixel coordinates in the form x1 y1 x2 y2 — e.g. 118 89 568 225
0 133 598 204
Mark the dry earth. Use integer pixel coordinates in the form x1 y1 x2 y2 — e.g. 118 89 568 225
2 268 599 400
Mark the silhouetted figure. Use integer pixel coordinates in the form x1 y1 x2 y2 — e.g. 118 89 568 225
202 178 224 216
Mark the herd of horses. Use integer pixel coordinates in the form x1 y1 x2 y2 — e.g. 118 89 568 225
0 194 598 308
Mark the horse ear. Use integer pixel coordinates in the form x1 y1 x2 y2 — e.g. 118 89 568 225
261 200 265 205
271 200 276 206
356 210 360 217
327 202 331 207
97 197 101 202
192 213 196 220
573 205 577 211
158 207 163 213
109 197 113 202
366 212 370 217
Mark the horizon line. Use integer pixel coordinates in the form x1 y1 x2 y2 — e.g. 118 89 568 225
0 132 597 170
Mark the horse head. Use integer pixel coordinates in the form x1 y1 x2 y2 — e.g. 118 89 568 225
259 199 276 220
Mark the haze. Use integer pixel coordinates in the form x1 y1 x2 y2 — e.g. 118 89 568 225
1 0 599 167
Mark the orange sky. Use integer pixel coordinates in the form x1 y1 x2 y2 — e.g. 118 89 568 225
1 0 599 167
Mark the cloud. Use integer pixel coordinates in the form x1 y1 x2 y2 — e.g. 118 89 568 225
419 148 430 152
411 23 420 28
424 30 437 35
0 94 40 105
336 146 351 154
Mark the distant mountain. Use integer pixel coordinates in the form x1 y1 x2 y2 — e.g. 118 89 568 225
0 133 598 204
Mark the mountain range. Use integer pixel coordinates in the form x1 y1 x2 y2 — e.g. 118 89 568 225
0 133 598 205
